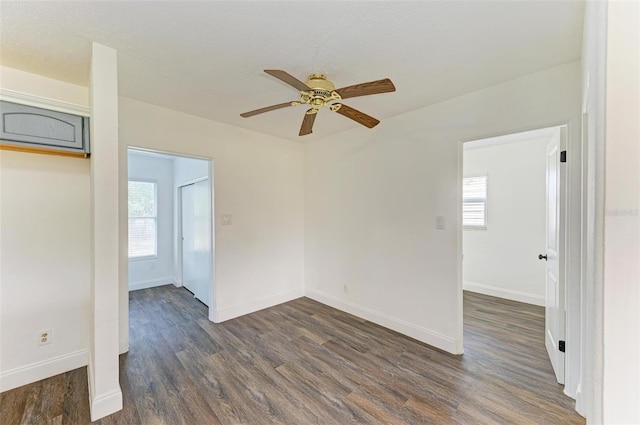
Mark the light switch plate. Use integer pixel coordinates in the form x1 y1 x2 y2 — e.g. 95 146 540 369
436 216 445 230
221 214 233 225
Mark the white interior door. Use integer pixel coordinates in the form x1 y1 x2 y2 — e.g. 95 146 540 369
543 131 565 384
181 180 211 306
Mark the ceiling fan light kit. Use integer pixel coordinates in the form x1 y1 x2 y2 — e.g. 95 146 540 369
240 70 396 136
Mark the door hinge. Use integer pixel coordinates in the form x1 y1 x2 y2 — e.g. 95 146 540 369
559 340 566 352
560 151 567 163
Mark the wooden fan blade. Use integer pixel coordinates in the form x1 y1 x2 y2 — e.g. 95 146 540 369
299 110 317 136
333 104 380 128
240 102 296 118
264 70 311 92
335 78 396 100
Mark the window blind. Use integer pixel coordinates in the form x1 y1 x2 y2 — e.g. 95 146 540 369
463 175 487 229
128 181 157 258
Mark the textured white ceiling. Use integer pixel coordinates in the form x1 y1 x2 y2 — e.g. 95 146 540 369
0 1 584 142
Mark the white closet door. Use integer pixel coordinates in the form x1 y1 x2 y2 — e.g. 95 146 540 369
181 180 211 306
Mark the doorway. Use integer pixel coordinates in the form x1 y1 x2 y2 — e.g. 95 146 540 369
461 126 567 385
127 148 215 320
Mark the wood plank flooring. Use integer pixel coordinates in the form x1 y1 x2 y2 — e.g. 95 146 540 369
0 287 585 424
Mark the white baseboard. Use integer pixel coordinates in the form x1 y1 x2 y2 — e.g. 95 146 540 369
573 384 586 417
119 338 129 355
90 388 123 421
214 287 305 323
89 388 122 422
0 349 88 392
463 281 545 306
128 276 175 292
87 355 123 421
305 289 460 354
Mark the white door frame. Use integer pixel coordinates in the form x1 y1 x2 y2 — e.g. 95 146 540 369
458 124 572 386
126 147 216 324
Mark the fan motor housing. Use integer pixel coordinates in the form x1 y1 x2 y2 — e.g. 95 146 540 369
305 74 335 92
301 74 340 111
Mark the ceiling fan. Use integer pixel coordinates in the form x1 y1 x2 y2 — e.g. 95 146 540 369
240 70 396 136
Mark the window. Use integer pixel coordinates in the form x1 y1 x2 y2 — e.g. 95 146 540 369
128 180 157 258
463 175 488 229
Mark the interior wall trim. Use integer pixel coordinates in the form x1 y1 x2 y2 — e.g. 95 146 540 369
119 338 129 355
305 288 460 354
89 387 123 421
0 88 90 117
0 349 88 392
215 288 305 323
128 276 176 292
463 280 545 306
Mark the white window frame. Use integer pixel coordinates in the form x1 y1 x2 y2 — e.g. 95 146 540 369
128 179 158 259
463 174 488 230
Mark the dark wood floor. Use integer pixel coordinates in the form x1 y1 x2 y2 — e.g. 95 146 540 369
1 286 584 424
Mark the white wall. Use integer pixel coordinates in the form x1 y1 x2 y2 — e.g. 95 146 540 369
304 61 582 358
602 1 640 423
174 156 209 186
463 137 547 306
0 66 91 391
118 97 305 325
127 152 175 291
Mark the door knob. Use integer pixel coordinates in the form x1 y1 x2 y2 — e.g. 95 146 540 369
538 254 548 261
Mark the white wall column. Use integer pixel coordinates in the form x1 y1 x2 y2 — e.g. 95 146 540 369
602 1 640 423
89 42 123 420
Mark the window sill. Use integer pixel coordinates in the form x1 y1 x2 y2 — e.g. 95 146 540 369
128 255 158 262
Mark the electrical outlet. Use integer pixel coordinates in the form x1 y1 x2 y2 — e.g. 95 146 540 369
38 330 52 346
343 284 349 294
